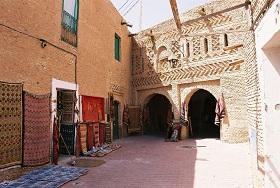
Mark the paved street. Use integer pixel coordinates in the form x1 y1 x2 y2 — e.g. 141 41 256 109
61 135 250 188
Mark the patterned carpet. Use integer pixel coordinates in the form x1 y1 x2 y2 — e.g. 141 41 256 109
0 165 90 188
23 91 51 166
0 82 23 168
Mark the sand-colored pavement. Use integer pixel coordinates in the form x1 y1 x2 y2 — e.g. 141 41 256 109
61 135 250 188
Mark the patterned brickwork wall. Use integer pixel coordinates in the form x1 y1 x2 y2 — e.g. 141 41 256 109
255 1 280 187
220 72 248 143
132 0 248 143
137 86 173 107
244 0 276 186
251 0 275 26
243 30 264 187
180 80 221 104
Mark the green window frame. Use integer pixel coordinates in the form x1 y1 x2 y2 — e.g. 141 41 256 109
115 34 121 61
61 0 79 46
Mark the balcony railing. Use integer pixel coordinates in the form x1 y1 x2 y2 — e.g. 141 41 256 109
61 10 77 47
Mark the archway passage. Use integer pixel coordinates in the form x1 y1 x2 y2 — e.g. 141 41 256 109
144 94 170 136
188 89 220 138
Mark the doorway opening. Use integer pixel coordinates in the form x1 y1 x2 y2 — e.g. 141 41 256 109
188 89 220 138
57 90 76 155
144 94 171 136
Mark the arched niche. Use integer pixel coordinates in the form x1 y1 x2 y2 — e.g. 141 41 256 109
157 46 170 72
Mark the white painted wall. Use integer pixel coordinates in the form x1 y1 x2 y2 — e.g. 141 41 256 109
51 78 79 124
255 0 280 187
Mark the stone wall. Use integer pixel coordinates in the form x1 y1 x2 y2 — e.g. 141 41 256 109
244 0 277 187
132 0 248 143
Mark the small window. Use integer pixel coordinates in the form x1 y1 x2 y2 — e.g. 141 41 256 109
204 38 208 53
186 42 190 58
115 34 121 61
224 34 228 47
142 57 144 71
61 0 79 47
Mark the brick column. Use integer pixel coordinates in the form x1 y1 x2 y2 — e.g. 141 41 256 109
170 84 180 125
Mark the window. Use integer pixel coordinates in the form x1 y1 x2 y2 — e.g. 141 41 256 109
204 38 208 53
186 42 190 58
224 34 228 47
61 0 79 47
115 34 121 61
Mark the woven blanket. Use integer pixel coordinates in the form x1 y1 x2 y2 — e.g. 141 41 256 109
59 124 76 155
80 124 87 154
0 82 23 168
23 91 51 166
0 165 90 188
128 106 141 132
75 125 82 157
81 95 104 121
53 116 59 165
87 123 94 150
123 105 129 126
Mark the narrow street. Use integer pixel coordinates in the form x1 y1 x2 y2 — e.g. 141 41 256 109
61 135 250 188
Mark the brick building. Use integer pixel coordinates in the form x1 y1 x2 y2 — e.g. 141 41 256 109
1 0 279 187
130 0 279 187
250 0 280 187
131 0 249 143
1 0 132 168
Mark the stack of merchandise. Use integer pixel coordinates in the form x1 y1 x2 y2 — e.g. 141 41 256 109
83 143 121 157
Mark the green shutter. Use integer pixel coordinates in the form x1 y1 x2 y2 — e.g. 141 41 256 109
115 35 120 61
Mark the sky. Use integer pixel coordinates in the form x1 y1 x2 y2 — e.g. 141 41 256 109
110 0 210 33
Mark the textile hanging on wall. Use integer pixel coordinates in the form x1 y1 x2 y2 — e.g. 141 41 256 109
215 94 226 126
104 123 112 144
180 102 188 124
142 105 150 127
0 82 23 168
23 91 51 166
87 124 94 150
109 93 114 119
167 105 173 128
53 116 59 165
79 123 87 154
57 91 75 124
81 95 105 121
127 105 142 133
123 105 129 127
75 124 82 157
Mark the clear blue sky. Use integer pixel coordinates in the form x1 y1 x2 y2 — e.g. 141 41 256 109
110 0 210 33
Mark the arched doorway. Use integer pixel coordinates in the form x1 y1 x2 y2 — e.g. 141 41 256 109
144 94 170 136
188 89 220 138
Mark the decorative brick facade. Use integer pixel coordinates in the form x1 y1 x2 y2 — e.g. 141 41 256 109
132 0 249 143
1 0 279 187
